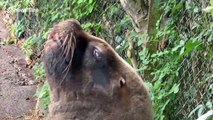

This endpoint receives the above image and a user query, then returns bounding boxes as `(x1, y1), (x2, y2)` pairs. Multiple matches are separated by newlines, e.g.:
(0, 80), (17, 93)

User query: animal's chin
(50, 84), (114, 102)
(48, 99), (97, 117)
(49, 90), (114, 112)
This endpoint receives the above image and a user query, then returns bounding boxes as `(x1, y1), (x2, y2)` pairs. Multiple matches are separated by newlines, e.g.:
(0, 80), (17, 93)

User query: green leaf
(172, 3), (183, 14)
(206, 101), (213, 109)
(77, 0), (85, 4)
(137, 40), (144, 46)
(179, 47), (185, 56)
(115, 36), (122, 43)
(51, 13), (59, 21)
(154, 80), (161, 90)
(178, 39), (201, 59)
(203, 6), (213, 12)
(172, 84), (180, 94)
(89, 0), (93, 4)
(82, 22), (93, 29)
(193, 7), (199, 13)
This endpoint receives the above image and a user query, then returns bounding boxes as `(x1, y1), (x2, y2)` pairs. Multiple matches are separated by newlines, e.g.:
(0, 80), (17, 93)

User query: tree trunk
(120, 0), (162, 81)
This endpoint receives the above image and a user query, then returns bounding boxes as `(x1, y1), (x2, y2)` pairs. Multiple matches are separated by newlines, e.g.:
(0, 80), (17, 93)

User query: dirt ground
(0, 14), (37, 119)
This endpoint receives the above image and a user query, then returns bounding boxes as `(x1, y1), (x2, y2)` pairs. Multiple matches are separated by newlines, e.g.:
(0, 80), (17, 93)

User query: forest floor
(0, 12), (37, 119)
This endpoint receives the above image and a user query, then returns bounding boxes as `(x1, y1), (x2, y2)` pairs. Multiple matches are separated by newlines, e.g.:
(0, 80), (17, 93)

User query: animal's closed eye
(93, 48), (102, 60)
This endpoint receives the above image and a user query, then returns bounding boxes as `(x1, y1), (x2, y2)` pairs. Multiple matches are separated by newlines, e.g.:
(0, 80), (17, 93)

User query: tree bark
(120, 0), (162, 81)
(120, 0), (149, 33)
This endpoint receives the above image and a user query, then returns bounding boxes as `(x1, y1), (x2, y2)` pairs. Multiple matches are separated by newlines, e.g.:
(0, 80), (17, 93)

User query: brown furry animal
(43, 19), (153, 120)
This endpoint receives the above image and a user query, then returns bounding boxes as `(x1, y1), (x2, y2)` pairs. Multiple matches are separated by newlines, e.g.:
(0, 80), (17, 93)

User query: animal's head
(43, 19), (153, 120)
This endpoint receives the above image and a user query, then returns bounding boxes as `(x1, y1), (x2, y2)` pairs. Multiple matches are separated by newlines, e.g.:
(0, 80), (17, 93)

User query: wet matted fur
(43, 19), (153, 120)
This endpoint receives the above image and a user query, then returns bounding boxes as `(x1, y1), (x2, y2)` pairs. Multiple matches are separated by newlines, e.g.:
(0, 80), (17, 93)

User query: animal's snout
(44, 40), (58, 52)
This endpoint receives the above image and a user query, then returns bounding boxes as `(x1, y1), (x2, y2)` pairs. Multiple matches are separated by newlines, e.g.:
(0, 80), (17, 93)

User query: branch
(120, 0), (149, 33)
(127, 40), (138, 69)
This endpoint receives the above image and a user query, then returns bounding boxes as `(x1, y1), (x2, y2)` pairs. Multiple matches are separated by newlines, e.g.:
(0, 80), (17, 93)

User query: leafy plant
(22, 33), (44, 58)
(149, 48), (181, 120)
(203, 0), (213, 15)
(35, 81), (50, 109)
(33, 62), (49, 109)
(33, 63), (46, 81)
(11, 20), (25, 39)
(72, 0), (97, 19)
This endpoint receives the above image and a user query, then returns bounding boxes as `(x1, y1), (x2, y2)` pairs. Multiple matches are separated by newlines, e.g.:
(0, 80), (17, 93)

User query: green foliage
(32, 63), (46, 81)
(149, 48), (181, 120)
(2, 0), (31, 9)
(203, 0), (213, 15)
(135, 0), (213, 119)
(35, 81), (50, 109)
(33, 62), (50, 108)
(22, 33), (45, 58)
(150, 0), (213, 120)
(6, 38), (14, 44)
(178, 39), (202, 60)
(11, 20), (25, 39)
(0, 1), (4, 9)
(72, 0), (97, 19)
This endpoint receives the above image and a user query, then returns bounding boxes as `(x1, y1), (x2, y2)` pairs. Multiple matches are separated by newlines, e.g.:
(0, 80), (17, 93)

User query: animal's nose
(44, 40), (58, 52)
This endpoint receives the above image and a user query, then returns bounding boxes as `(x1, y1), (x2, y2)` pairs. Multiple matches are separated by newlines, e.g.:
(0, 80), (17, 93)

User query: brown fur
(43, 19), (153, 120)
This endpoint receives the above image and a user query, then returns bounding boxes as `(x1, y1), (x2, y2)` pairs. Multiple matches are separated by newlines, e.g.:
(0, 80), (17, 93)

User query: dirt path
(0, 16), (37, 119)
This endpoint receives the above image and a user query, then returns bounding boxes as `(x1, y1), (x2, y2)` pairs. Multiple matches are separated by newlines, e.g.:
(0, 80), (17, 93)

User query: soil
(0, 13), (37, 119)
